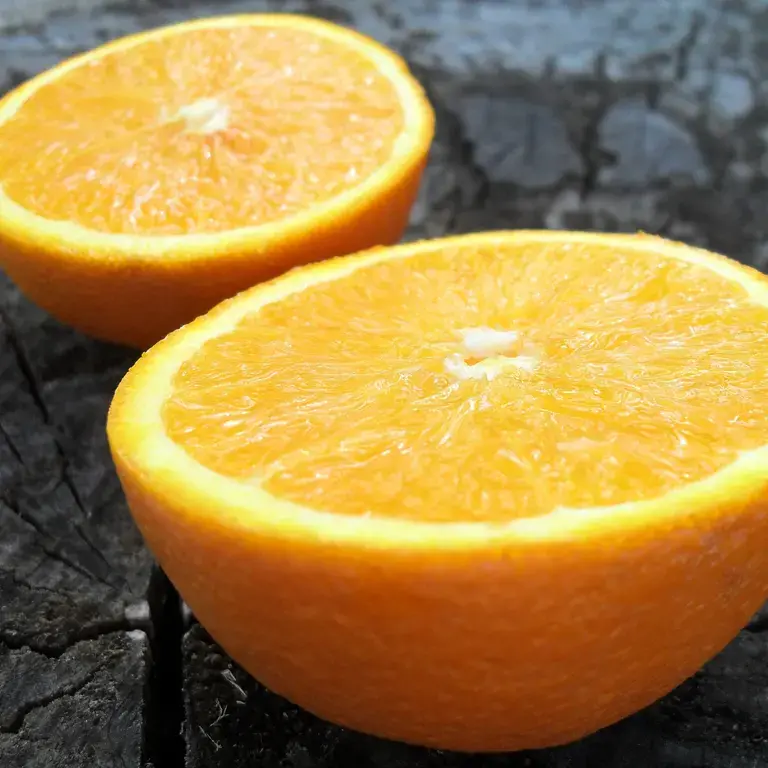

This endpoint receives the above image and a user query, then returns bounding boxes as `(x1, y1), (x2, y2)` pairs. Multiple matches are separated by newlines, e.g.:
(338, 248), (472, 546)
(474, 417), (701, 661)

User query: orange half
(0, 14), (433, 347)
(107, 231), (768, 751)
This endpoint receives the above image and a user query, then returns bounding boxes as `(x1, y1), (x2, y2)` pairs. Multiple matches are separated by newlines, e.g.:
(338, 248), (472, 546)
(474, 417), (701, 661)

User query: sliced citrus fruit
(0, 14), (433, 348)
(107, 231), (768, 752)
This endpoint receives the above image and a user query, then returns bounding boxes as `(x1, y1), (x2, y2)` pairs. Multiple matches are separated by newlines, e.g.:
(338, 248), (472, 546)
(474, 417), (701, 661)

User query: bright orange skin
(115, 459), (768, 751)
(0, 168), (423, 348)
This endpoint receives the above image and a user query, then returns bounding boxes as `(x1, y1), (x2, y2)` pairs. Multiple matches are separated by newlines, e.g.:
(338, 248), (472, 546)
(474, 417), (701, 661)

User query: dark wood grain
(2, 0), (768, 766)
(0, 277), (154, 766)
(0, 632), (148, 768)
(0, 284), (150, 648)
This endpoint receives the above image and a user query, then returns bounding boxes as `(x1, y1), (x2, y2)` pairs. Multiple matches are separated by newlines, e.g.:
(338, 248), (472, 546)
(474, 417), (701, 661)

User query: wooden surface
(2, 0), (768, 766)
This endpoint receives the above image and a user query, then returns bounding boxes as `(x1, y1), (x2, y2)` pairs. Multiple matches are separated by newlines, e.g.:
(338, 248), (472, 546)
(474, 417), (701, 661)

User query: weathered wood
(2, 0), (768, 765)
(0, 283), (151, 648)
(0, 280), (154, 764)
(0, 632), (149, 768)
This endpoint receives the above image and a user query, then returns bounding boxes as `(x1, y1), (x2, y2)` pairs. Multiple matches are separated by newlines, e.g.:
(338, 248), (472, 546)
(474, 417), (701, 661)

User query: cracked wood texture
(0, 632), (148, 767)
(0, 283), (154, 766)
(2, 0), (768, 767)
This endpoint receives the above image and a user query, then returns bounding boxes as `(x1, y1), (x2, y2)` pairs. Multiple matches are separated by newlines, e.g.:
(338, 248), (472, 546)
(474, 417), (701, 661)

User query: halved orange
(107, 231), (768, 752)
(0, 14), (433, 348)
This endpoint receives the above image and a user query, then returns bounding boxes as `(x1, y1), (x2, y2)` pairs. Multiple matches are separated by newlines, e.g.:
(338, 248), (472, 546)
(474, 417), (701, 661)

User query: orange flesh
(0, 27), (403, 235)
(164, 241), (768, 523)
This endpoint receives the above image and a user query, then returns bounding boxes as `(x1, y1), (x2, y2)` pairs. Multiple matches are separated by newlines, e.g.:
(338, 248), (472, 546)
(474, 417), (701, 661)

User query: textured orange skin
(114, 454), (768, 751)
(0, 167), (424, 349)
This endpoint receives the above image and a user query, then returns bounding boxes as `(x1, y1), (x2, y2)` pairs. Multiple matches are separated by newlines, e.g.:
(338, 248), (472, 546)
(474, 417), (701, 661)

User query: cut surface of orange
(0, 14), (433, 347)
(108, 231), (768, 752)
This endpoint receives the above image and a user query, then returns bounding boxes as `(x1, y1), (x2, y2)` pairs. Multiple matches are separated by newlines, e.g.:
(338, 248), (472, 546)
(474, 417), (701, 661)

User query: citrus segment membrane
(163, 240), (768, 523)
(0, 25), (404, 235)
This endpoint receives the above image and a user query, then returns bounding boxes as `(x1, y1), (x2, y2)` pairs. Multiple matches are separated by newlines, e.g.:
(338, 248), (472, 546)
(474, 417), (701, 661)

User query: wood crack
(415, 71), (491, 232)
(0, 498), (112, 587)
(143, 568), (185, 768)
(0, 309), (126, 590)
(1, 662), (108, 734)
(0, 625), (138, 658)
(575, 53), (615, 199)
(674, 12), (705, 83)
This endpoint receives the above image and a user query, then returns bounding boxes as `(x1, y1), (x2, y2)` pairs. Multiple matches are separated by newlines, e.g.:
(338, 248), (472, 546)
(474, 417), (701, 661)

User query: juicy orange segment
(165, 237), (768, 522)
(0, 25), (404, 235)
(107, 231), (768, 752)
(0, 15), (433, 347)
